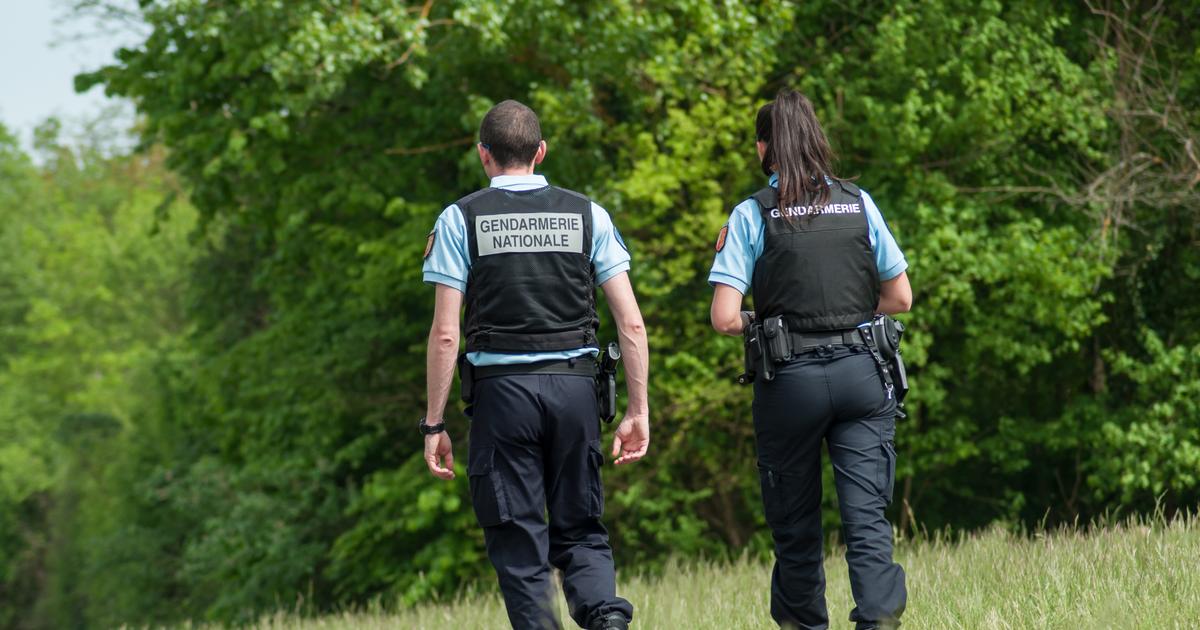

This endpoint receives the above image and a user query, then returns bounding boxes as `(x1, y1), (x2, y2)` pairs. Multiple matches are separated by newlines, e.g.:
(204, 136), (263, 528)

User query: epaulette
(454, 187), (496, 208)
(835, 180), (862, 196)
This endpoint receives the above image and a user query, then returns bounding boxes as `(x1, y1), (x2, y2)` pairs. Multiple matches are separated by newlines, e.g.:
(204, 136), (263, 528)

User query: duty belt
(739, 318), (868, 385)
(738, 315), (907, 420)
(473, 357), (596, 380)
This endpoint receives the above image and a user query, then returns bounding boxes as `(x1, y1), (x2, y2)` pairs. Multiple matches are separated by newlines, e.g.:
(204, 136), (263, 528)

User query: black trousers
(753, 345), (907, 630)
(468, 372), (633, 630)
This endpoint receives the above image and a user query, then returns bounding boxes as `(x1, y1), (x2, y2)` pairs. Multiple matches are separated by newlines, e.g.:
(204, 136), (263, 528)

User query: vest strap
(468, 329), (597, 353)
(750, 186), (778, 210)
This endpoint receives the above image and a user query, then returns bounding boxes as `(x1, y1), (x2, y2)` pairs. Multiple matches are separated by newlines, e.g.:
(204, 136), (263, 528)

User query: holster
(862, 315), (909, 417)
(597, 371), (617, 423)
(737, 324), (759, 385)
(457, 353), (475, 404)
(737, 316), (790, 385)
(597, 342), (620, 423)
(870, 314), (909, 404)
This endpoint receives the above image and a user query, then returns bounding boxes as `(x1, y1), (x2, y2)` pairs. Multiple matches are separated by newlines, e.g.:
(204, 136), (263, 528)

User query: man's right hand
(424, 429), (455, 480)
(612, 413), (650, 465)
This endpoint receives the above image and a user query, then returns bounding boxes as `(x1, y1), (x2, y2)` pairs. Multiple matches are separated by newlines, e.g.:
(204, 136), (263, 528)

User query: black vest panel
(461, 185), (599, 353)
(751, 182), (880, 332)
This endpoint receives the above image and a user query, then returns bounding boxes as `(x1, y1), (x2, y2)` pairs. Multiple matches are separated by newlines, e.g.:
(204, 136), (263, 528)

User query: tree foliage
(0, 0), (1197, 626)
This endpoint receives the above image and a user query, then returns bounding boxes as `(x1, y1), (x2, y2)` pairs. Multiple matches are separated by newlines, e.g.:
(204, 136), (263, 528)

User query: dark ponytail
(756, 89), (839, 214)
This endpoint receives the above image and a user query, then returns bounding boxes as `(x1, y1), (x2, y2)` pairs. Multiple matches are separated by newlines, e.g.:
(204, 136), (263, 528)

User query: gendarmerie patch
(423, 230), (436, 259)
(715, 225), (729, 252)
(475, 212), (584, 256)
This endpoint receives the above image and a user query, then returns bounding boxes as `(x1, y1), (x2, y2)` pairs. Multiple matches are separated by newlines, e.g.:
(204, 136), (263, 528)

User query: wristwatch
(418, 416), (446, 436)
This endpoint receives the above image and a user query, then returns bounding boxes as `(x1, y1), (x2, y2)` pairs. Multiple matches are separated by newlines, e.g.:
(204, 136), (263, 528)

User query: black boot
(590, 612), (630, 630)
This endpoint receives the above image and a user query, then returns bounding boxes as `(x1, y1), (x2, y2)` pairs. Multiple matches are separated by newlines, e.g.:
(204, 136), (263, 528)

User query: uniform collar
(490, 174), (549, 190)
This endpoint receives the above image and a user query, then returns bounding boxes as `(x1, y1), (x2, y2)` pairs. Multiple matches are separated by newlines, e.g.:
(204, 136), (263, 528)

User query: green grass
(186, 515), (1199, 629)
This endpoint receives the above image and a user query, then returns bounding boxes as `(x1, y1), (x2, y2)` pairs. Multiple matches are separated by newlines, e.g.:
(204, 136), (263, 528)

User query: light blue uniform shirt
(423, 174), (631, 367)
(709, 173), (908, 295)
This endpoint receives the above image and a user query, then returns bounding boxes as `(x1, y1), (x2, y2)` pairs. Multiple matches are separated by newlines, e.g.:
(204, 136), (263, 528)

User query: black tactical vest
(750, 181), (880, 332)
(460, 185), (599, 353)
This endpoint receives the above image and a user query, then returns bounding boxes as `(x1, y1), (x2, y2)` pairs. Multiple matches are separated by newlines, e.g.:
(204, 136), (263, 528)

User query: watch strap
(419, 417), (447, 435)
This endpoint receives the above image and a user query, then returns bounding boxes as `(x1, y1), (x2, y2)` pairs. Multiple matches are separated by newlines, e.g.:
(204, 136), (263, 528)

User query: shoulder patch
(423, 230), (436, 259)
(715, 225), (729, 253)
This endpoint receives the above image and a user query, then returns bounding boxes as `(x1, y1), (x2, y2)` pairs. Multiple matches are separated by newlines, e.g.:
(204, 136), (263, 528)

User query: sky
(0, 0), (138, 150)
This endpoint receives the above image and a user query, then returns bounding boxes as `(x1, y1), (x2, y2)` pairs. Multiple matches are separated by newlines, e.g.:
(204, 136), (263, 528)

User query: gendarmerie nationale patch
(715, 225), (729, 252)
(423, 230), (436, 259)
(474, 212), (584, 257)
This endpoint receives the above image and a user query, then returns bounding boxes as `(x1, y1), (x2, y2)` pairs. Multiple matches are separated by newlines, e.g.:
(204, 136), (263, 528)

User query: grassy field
(192, 515), (1198, 630)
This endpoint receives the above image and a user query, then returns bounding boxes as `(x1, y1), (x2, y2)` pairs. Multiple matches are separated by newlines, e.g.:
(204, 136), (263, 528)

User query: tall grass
(174, 513), (1199, 629)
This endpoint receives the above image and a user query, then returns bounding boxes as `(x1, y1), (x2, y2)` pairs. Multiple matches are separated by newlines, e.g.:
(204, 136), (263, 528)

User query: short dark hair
(479, 100), (542, 169)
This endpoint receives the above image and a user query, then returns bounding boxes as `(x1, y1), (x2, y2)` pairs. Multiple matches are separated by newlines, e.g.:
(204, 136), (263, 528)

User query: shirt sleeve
(862, 191), (908, 281)
(421, 204), (470, 293)
(707, 199), (763, 294)
(591, 202), (632, 285)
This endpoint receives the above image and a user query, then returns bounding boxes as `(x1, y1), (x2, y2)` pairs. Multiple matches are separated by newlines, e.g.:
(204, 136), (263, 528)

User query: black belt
(789, 329), (865, 353)
(473, 357), (596, 380)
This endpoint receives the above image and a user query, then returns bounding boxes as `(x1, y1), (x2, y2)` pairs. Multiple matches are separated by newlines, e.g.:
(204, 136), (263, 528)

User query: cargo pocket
(468, 446), (512, 528)
(876, 422), (897, 504)
(758, 465), (788, 527)
(586, 440), (604, 517)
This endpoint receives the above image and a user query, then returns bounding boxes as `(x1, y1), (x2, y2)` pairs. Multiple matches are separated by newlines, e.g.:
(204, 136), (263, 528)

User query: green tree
(0, 120), (196, 628)
(0, 121), (54, 630)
